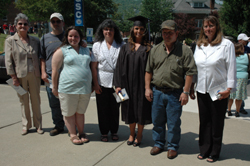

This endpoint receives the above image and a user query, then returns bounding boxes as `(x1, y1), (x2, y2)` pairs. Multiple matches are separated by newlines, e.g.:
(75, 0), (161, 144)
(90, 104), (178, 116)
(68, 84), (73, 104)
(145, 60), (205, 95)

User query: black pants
(197, 92), (227, 158)
(96, 86), (120, 135)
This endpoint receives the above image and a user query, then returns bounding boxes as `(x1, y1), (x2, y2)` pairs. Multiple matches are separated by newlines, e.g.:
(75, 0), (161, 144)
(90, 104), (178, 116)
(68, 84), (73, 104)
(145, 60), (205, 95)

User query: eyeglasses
(51, 20), (61, 24)
(18, 23), (28, 26)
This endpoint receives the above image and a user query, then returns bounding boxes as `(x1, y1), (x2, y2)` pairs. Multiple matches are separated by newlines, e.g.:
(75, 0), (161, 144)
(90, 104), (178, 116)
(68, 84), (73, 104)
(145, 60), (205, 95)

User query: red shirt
(9, 25), (15, 32)
(3, 24), (8, 30)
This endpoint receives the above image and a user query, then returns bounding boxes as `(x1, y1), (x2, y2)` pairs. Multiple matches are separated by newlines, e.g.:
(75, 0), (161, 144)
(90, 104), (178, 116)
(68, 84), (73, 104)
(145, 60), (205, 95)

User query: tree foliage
(141, 0), (173, 33)
(219, 0), (250, 38)
(114, 0), (141, 15)
(0, 0), (11, 19)
(15, 0), (118, 32)
(174, 13), (198, 40)
(112, 6), (138, 33)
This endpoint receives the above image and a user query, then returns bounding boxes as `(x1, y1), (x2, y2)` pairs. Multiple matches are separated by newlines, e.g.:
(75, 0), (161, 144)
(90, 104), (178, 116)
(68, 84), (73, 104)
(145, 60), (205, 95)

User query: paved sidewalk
(0, 84), (249, 166)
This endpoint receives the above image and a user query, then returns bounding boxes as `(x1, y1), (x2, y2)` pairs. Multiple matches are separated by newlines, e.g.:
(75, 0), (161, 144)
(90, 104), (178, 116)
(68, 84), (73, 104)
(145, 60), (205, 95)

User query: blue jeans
(46, 76), (64, 129)
(151, 87), (182, 151)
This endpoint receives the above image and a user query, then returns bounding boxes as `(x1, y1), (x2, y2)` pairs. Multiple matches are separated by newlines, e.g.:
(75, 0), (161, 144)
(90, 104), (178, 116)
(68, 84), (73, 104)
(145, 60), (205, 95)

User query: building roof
(172, 0), (222, 14)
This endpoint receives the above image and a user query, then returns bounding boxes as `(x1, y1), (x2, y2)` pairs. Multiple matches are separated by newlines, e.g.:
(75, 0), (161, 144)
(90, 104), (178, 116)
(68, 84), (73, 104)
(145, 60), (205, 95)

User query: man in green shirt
(145, 20), (197, 159)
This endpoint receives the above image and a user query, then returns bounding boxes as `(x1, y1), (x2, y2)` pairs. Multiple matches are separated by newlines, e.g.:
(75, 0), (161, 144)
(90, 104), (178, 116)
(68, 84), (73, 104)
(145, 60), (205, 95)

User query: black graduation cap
(128, 15), (149, 27)
(128, 15), (151, 40)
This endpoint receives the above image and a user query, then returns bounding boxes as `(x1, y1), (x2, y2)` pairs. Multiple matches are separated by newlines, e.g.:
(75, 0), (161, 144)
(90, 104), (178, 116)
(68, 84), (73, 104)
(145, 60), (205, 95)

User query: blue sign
(86, 28), (93, 37)
(74, 0), (84, 26)
(87, 37), (92, 43)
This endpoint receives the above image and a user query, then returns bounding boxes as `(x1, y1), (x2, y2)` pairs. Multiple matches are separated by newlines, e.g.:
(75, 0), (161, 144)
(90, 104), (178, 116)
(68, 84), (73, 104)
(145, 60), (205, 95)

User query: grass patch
(0, 33), (39, 53)
(0, 34), (7, 53)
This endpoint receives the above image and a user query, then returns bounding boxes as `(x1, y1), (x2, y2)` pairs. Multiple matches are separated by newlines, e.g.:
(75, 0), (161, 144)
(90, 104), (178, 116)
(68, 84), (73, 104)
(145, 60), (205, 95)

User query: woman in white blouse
(91, 19), (123, 142)
(190, 16), (236, 163)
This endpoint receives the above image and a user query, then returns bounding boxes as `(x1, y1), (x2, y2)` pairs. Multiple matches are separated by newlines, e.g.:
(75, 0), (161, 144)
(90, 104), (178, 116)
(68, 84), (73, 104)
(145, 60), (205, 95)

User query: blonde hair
(197, 16), (223, 47)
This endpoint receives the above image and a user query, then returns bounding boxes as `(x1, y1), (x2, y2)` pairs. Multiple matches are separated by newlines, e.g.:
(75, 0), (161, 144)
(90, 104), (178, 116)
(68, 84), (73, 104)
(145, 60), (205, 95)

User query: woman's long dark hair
(94, 19), (123, 44)
(128, 26), (151, 52)
(59, 26), (84, 48)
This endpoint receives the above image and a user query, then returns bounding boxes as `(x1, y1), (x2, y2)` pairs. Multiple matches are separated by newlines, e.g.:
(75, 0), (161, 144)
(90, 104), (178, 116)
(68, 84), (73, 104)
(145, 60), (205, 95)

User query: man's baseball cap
(161, 20), (177, 31)
(237, 33), (249, 41)
(50, 13), (64, 21)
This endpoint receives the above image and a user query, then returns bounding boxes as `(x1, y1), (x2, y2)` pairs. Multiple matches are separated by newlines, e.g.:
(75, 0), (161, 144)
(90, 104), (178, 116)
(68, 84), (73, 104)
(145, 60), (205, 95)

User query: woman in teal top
(52, 26), (92, 145)
(228, 43), (249, 117)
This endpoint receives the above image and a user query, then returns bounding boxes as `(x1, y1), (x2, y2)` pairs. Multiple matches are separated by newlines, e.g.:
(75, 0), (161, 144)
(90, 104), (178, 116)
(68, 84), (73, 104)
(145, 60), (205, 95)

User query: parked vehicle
(0, 52), (10, 81)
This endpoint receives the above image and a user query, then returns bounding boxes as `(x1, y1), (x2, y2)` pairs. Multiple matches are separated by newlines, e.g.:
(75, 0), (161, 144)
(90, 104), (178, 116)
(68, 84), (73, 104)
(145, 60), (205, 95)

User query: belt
(155, 86), (180, 94)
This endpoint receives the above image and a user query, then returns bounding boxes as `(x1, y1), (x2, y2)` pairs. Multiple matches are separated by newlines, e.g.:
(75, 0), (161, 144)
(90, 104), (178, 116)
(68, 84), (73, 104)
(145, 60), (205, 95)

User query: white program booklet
(113, 88), (129, 103)
(208, 82), (227, 101)
(6, 78), (27, 96)
(45, 78), (53, 89)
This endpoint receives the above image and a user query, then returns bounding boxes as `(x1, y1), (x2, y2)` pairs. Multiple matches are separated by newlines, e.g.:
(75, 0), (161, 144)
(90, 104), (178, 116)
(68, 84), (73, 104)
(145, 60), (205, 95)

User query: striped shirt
(59, 45), (92, 94)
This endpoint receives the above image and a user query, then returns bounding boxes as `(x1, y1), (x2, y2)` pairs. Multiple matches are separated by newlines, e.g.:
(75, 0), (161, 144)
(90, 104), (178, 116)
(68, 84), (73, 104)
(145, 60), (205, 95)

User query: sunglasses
(51, 20), (61, 24)
(18, 23), (28, 26)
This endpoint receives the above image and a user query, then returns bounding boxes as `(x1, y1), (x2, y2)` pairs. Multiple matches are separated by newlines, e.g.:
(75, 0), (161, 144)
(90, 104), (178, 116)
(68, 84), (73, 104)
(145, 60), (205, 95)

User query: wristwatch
(183, 91), (189, 95)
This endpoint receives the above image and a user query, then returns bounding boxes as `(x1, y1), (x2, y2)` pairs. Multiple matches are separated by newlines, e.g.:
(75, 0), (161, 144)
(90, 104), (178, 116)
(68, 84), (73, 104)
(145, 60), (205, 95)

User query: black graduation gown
(113, 43), (152, 125)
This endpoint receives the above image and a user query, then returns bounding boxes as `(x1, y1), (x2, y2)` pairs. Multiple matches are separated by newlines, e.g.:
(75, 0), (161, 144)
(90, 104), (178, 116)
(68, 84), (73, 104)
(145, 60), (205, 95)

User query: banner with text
(74, 0), (84, 26)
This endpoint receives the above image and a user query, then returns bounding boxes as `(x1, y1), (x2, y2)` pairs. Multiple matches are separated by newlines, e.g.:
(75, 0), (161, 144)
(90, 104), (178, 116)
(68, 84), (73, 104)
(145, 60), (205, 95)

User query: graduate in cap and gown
(113, 16), (152, 147)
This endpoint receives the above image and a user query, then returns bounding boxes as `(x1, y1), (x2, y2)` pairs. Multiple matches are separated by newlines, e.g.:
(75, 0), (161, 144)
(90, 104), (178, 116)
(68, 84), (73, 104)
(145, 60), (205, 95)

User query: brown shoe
(167, 149), (178, 159)
(150, 146), (163, 155)
(50, 127), (64, 136)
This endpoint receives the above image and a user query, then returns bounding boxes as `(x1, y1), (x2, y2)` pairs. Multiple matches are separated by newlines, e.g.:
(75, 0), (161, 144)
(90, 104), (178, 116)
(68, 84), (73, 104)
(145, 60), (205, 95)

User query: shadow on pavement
(220, 143), (250, 162)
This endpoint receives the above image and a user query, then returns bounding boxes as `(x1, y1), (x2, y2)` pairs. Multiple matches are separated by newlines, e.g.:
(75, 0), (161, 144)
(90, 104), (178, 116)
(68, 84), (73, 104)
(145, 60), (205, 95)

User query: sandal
(111, 133), (119, 141)
(127, 133), (136, 145)
(79, 133), (90, 143)
(197, 154), (207, 160)
(21, 129), (28, 135)
(207, 156), (219, 163)
(36, 128), (44, 134)
(133, 135), (142, 147)
(101, 135), (108, 142)
(70, 136), (83, 145)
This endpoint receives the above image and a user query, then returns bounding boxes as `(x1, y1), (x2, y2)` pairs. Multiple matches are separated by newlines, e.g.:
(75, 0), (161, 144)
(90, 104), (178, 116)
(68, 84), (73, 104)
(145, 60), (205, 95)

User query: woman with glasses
(91, 19), (123, 142)
(114, 16), (152, 147)
(5, 13), (43, 135)
(190, 15), (236, 162)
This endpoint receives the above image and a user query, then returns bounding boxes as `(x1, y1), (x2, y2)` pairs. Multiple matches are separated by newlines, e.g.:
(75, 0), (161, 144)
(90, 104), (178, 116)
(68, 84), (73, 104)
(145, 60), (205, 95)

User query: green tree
(220, 0), (250, 38)
(174, 13), (198, 40)
(0, 0), (11, 19)
(112, 6), (137, 33)
(141, 0), (173, 33)
(15, 0), (118, 32)
(15, 0), (55, 21)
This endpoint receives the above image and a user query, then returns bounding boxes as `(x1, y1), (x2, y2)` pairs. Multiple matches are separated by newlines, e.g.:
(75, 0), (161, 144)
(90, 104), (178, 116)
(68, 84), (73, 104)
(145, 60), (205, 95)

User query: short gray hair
(14, 13), (29, 25)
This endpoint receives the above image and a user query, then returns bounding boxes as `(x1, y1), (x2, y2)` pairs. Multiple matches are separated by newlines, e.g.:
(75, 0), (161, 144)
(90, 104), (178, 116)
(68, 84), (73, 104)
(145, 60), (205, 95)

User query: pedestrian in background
(228, 43), (249, 117)
(237, 33), (250, 115)
(191, 15), (236, 163)
(33, 22), (37, 34)
(91, 19), (123, 142)
(5, 13), (43, 135)
(9, 23), (15, 36)
(3, 22), (9, 34)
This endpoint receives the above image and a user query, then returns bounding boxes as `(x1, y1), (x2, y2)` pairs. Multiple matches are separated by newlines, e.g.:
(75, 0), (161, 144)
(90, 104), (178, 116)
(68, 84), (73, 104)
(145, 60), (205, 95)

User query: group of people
(5, 12), (248, 163)
(0, 22), (16, 36)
